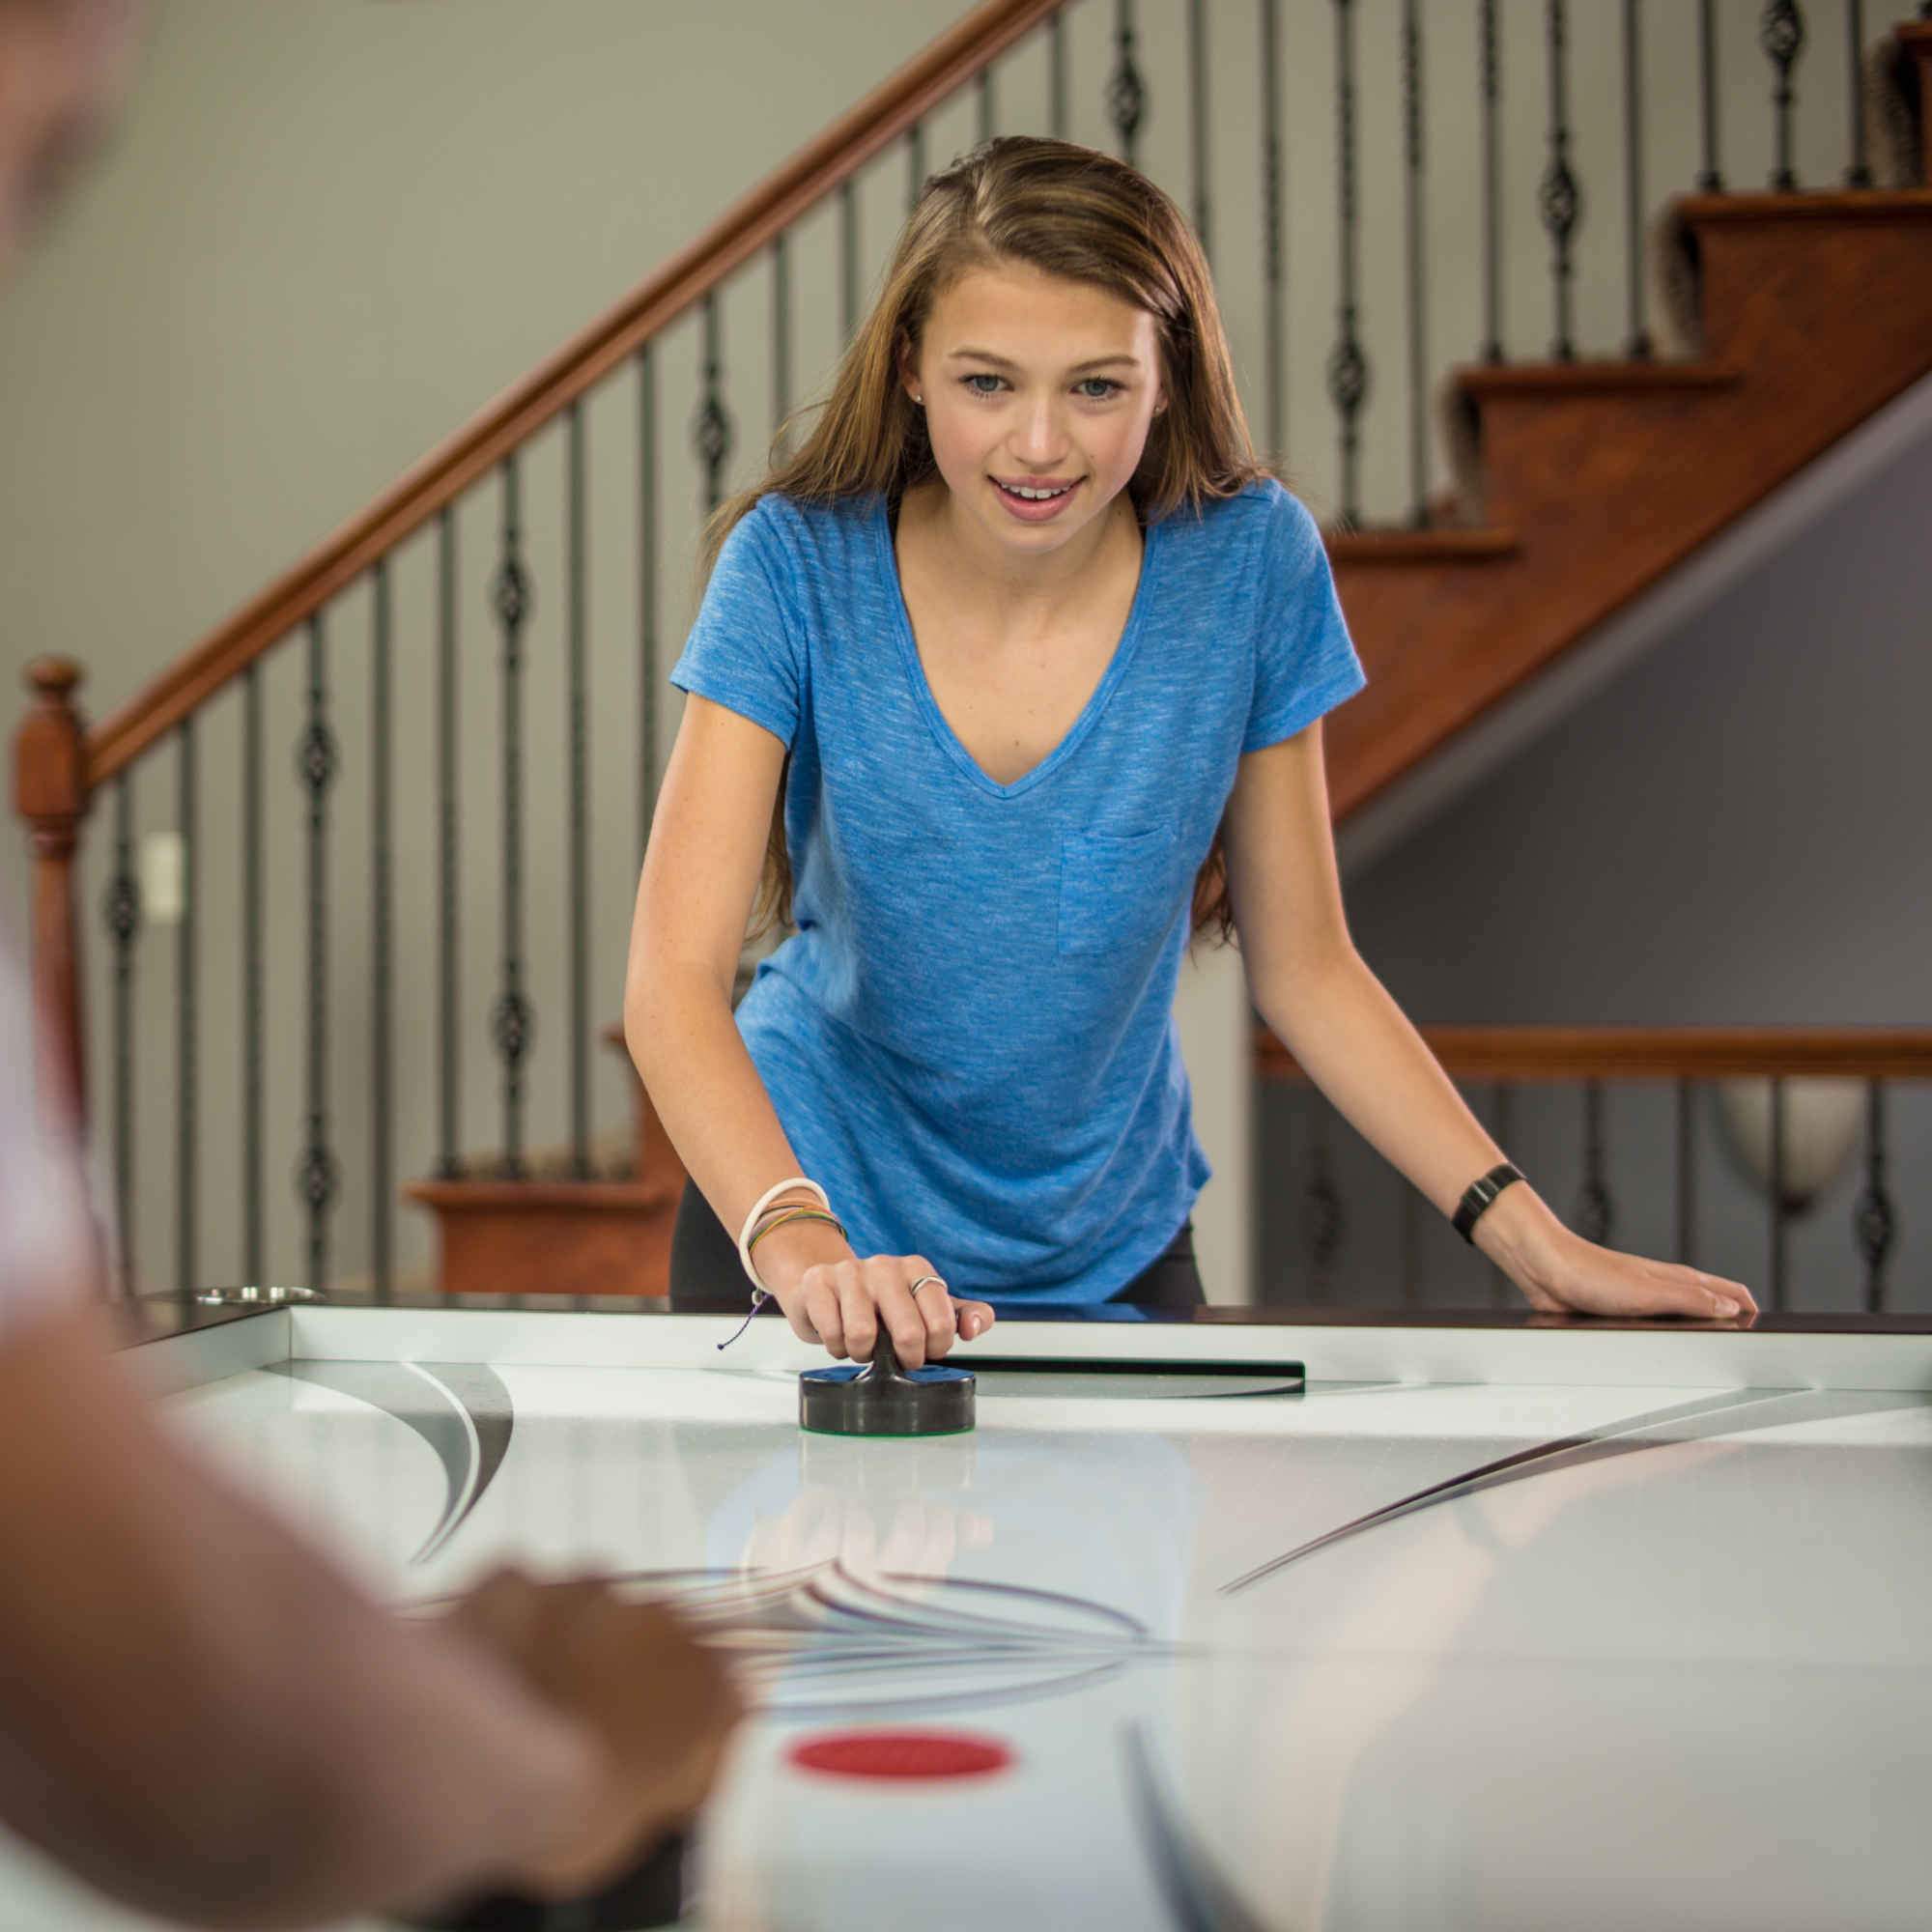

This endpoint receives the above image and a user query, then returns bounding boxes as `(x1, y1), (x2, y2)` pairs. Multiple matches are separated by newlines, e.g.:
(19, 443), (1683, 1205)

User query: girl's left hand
(1513, 1225), (1758, 1323)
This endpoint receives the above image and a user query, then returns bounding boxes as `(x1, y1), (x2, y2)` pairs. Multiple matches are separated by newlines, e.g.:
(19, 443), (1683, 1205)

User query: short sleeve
(669, 498), (807, 750)
(0, 938), (91, 1333)
(1243, 483), (1368, 753)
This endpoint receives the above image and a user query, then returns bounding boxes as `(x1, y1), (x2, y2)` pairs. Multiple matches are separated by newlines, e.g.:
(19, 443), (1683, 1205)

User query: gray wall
(1260, 412), (1932, 1313)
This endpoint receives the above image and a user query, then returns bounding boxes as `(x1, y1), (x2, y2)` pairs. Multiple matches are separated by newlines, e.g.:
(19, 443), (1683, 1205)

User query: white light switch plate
(141, 831), (185, 926)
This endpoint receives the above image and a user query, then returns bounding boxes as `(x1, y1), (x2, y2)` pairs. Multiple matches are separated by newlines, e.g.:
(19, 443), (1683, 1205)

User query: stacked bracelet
(737, 1177), (840, 1299)
(1452, 1162), (1524, 1243)
(747, 1206), (848, 1265)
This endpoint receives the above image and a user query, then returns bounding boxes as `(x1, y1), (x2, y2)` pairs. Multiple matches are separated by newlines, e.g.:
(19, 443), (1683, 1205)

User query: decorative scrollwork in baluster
(492, 457), (534, 1179)
(1329, 0), (1370, 525)
(693, 294), (735, 517)
(102, 774), (141, 1274)
(1541, 0), (1581, 363)
(1852, 1081), (1896, 1313)
(1760, 1), (1807, 190)
(297, 613), (340, 1284)
(1573, 1079), (1614, 1248)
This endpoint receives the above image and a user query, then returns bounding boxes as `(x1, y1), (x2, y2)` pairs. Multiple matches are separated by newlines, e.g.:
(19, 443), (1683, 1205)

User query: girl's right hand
(755, 1223), (995, 1368)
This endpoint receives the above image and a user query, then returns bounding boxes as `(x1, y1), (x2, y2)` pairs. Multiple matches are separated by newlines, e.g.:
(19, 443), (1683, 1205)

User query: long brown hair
(700, 136), (1276, 948)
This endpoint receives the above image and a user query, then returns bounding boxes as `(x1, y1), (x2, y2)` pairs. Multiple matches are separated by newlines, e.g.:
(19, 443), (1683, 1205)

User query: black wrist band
(1452, 1163), (1523, 1244)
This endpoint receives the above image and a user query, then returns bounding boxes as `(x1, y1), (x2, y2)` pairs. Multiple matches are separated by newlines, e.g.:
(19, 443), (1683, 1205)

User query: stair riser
(415, 1196), (676, 1297)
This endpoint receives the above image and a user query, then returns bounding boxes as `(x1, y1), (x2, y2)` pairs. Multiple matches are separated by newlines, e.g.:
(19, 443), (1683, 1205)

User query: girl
(623, 136), (1755, 1367)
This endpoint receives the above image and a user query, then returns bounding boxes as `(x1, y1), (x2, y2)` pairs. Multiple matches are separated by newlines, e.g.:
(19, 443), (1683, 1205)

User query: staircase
(14, 3), (1932, 1304)
(1327, 187), (1932, 822)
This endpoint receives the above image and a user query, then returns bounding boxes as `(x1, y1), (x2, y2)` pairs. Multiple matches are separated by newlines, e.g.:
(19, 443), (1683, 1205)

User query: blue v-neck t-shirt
(668, 479), (1365, 1303)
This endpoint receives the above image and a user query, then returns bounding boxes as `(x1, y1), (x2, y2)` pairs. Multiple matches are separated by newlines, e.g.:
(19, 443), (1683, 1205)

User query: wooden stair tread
(1457, 360), (1743, 399)
(1326, 526), (1521, 565)
(1675, 187), (1932, 225)
(1258, 1025), (1932, 1083)
(406, 1177), (677, 1209)
(1326, 190), (1932, 822)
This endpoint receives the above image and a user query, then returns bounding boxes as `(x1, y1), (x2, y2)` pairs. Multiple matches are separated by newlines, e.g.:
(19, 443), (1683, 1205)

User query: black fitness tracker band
(1453, 1163), (1524, 1243)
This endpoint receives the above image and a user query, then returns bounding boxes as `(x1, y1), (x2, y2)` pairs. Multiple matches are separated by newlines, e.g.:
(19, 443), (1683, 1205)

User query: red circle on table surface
(786, 1729), (1014, 1782)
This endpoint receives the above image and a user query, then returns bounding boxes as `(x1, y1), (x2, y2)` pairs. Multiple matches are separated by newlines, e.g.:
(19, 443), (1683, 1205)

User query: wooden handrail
(79, 0), (1067, 792)
(1256, 1026), (1932, 1083)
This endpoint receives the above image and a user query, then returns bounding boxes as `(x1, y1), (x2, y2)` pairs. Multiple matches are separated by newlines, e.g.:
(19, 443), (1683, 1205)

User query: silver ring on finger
(908, 1274), (946, 1300)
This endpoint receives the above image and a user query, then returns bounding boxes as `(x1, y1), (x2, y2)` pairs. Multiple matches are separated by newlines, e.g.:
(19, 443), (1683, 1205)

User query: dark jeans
(667, 1181), (1206, 1314)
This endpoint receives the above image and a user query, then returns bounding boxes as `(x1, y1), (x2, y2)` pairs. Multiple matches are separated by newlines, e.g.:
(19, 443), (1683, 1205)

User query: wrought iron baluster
(1402, 0), (1430, 526)
(1400, 1173), (1421, 1305)
(1762, 2), (1808, 190)
(771, 236), (790, 455)
(103, 773), (139, 1284)
(566, 401), (591, 1180)
(1768, 1075), (1789, 1308)
(1853, 1079), (1896, 1312)
(1675, 1076), (1696, 1266)
(492, 457), (533, 1179)
(978, 67), (995, 147)
(1188, 0), (1209, 259)
(176, 718), (195, 1294)
(1049, 11), (1068, 140)
(694, 295), (734, 517)
(1697, 1), (1725, 189)
(1479, 0), (1504, 361)
(839, 180), (859, 342)
(298, 613), (340, 1286)
(1622, 1), (1654, 359)
(1844, 0), (1873, 186)
(638, 344), (660, 862)
(1109, 0), (1147, 169)
(1541, 0), (1581, 363)
(1490, 1083), (1515, 1304)
(906, 120), (926, 214)
(437, 506), (461, 1179)
(1328, 0), (1370, 526)
(371, 560), (393, 1299)
(1262, 0), (1284, 459)
(1302, 1101), (1344, 1301)
(1573, 1078), (1612, 1246)
(242, 665), (263, 1283)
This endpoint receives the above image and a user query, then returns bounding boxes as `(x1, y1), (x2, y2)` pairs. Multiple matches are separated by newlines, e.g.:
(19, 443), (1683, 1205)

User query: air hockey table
(11, 1296), (1931, 1931)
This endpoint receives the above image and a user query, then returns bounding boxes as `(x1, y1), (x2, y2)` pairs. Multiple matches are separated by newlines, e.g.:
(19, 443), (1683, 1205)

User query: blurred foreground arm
(0, 1294), (610, 1929)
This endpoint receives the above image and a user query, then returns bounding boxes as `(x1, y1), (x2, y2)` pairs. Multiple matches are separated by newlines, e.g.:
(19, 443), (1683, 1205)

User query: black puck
(800, 1332), (975, 1437)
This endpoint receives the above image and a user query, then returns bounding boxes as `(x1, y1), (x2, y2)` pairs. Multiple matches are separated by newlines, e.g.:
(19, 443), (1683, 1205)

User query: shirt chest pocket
(1057, 824), (1188, 957)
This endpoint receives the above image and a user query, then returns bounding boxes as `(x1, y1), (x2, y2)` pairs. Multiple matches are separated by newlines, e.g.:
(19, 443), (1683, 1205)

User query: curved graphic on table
(589, 1559), (1164, 1719)
(268, 1359), (513, 1566)
(1122, 1721), (1269, 1932)
(1220, 1384), (1931, 1597)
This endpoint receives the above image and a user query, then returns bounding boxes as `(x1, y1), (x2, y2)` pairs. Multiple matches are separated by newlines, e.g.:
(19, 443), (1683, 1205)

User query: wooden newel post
(13, 658), (91, 1139)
